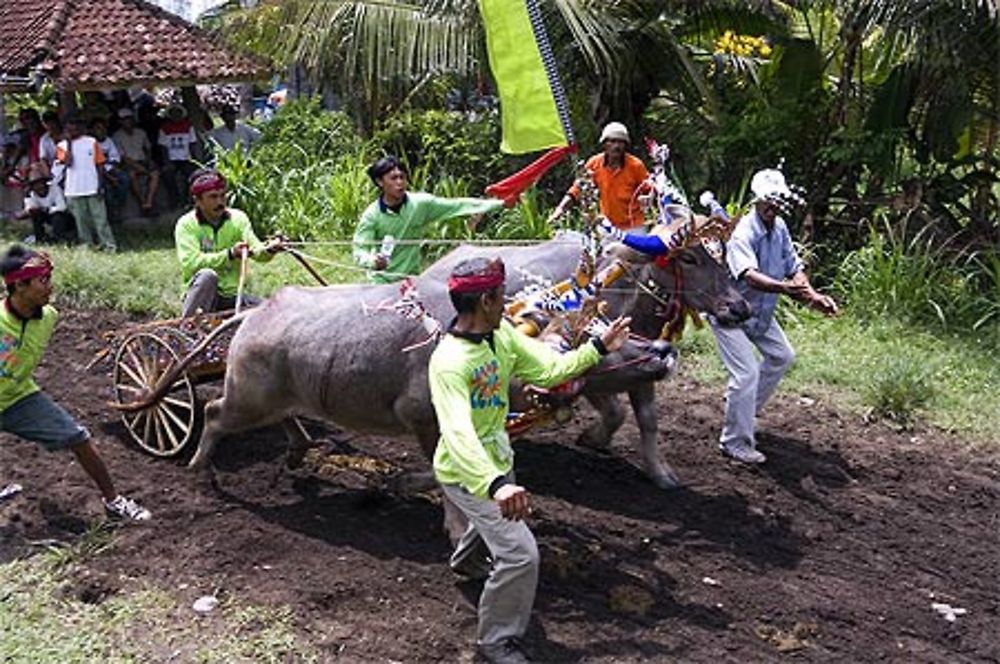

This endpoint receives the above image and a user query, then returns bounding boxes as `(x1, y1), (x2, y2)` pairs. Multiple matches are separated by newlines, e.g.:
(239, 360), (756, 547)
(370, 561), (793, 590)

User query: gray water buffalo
(423, 231), (749, 487)
(131, 233), (746, 542)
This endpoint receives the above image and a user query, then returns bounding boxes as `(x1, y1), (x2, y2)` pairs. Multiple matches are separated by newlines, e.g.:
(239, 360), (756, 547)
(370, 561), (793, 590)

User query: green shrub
(834, 217), (979, 331)
(861, 344), (937, 428)
(371, 109), (506, 192)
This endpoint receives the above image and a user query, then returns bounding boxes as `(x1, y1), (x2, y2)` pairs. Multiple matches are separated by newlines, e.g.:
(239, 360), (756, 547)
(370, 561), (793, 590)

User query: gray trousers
(181, 268), (260, 317)
(711, 317), (796, 448)
(67, 194), (116, 251)
(441, 474), (539, 648)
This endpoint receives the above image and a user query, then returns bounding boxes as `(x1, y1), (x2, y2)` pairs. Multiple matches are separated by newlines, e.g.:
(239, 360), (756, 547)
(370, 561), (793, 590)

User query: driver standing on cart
(175, 168), (286, 317)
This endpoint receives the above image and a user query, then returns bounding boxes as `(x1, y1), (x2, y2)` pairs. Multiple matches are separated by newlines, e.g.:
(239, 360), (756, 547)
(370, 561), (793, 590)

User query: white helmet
(750, 168), (804, 207)
(600, 121), (630, 144)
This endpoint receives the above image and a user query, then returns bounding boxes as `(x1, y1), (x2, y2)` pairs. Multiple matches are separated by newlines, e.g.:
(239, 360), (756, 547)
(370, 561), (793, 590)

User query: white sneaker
(720, 440), (766, 464)
(22, 234), (36, 245)
(104, 495), (152, 521)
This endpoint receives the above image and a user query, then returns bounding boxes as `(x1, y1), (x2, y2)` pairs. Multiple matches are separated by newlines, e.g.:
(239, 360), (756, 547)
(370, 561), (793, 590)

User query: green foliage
(861, 344), (937, 428)
(371, 109), (506, 192)
(833, 217), (996, 334)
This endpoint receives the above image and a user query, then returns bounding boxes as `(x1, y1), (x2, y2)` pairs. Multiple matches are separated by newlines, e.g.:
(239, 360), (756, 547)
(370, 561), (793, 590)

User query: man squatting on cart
(428, 257), (631, 664)
(0, 246), (150, 521)
(175, 168), (286, 317)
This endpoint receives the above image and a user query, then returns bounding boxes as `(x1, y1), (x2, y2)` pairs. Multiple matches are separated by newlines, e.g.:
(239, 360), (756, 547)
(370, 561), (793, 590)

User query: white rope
(286, 237), (585, 248)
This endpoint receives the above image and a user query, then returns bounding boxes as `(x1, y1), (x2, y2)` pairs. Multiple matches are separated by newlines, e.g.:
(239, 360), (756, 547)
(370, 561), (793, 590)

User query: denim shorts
(1, 391), (89, 452)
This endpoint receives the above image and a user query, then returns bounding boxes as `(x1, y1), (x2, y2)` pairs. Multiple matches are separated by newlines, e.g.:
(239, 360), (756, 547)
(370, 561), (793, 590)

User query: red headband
(3, 253), (53, 285)
(447, 260), (505, 294)
(190, 172), (226, 196)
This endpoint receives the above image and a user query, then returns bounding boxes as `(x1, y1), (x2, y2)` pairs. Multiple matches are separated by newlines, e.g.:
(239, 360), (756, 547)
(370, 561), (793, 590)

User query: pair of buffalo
(141, 231), (749, 542)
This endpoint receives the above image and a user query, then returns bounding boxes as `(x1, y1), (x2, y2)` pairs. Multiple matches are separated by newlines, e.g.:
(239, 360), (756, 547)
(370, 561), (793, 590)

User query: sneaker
(720, 440), (767, 464)
(478, 639), (529, 664)
(104, 495), (152, 521)
(22, 234), (36, 245)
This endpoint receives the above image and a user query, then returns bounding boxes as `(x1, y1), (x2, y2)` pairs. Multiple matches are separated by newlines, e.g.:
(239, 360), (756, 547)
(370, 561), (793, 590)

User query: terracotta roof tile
(0, 0), (269, 90)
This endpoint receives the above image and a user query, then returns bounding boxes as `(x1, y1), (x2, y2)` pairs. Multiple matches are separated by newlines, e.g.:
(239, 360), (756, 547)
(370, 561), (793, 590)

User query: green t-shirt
(429, 320), (601, 498)
(174, 208), (273, 297)
(352, 192), (504, 284)
(0, 302), (57, 411)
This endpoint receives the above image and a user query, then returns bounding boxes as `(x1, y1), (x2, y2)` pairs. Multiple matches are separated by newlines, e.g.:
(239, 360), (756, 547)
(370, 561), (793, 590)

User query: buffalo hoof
(649, 468), (682, 490)
(577, 430), (612, 452)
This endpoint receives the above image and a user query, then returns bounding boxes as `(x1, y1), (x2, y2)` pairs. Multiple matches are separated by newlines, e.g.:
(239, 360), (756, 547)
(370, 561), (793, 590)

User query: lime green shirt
(352, 192), (504, 284)
(174, 208), (272, 297)
(0, 302), (57, 411)
(429, 320), (601, 498)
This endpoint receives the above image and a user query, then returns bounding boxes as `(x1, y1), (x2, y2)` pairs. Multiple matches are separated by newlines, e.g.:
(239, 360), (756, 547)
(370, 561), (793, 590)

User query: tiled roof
(0, 0), (270, 91)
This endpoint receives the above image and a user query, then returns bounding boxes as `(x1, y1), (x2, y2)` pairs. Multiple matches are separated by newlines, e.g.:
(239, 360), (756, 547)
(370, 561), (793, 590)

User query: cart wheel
(113, 332), (197, 457)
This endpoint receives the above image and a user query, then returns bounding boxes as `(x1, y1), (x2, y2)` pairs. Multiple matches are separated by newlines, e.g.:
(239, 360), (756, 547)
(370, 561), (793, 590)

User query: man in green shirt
(0, 246), (150, 521)
(428, 257), (630, 664)
(175, 168), (285, 317)
(352, 156), (504, 283)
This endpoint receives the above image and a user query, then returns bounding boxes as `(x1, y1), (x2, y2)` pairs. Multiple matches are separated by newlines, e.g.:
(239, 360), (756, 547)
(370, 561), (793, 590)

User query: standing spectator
(711, 169), (838, 464)
(157, 104), (199, 209)
(428, 257), (631, 664)
(113, 108), (159, 216)
(15, 166), (74, 244)
(548, 122), (651, 230)
(1, 133), (29, 219)
(91, 118), (128, 223)
(15, 109), (45, 168)
(207, 106), (261, 156)
(0, 246), (150, 521)
(2, 133), (29, 188)
(55, 116), (116, 252)
(38, 111), (63, 181)
(352, 156), (503, 283)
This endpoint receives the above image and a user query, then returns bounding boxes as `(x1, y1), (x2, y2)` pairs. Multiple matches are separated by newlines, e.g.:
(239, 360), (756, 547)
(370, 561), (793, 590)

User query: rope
(285, 237), (583, 247)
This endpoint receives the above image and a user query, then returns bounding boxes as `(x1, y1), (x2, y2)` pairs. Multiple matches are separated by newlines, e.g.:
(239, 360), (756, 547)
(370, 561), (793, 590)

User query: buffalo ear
(604, 243), (653, 265)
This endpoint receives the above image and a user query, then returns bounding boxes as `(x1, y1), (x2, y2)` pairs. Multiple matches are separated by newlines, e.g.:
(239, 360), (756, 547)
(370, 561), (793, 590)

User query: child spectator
(91, 118), (128, 223)
(55, 116), (116, 252)
(157, 104), (199, 209)
(15, 166), (74, 244)
(112, 108), (159, 216)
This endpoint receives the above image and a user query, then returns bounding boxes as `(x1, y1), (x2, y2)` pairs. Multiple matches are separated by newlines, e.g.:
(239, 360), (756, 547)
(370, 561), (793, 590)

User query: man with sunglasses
(711, 169), (838, 464)
(0, 246), (150, 520)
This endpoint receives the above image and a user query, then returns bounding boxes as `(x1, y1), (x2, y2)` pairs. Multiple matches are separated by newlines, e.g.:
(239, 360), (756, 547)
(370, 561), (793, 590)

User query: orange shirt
(568, 153), (650, 229)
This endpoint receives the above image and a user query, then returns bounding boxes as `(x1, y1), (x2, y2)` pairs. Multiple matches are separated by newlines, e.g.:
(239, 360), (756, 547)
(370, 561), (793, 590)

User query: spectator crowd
(1, 93), (260, 251)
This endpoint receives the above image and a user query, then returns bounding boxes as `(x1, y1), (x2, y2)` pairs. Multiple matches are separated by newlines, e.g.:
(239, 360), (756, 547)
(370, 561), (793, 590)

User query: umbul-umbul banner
(478, 0), (573, 154)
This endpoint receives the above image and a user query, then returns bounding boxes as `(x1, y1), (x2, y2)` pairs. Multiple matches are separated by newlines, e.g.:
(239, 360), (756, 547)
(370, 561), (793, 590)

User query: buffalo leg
(627, 383), (680, 489)
(283, 417), (316, 469)
(189, 395), (286, 469)
(578, 393), (625, 450)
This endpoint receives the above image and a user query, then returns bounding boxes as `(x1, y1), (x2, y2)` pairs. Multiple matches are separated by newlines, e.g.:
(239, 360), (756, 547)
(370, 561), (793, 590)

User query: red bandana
(190, 171), (226, 196)
(447, 259), (506, 294)
(3, 252), (53, 285)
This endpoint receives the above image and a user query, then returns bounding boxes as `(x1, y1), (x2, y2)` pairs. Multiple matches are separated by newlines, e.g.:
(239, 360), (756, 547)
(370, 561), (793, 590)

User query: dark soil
(1, 307), (998, 662)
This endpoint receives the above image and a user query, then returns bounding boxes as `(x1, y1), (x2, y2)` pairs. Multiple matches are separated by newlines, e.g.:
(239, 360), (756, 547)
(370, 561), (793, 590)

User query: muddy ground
(1, 307), (998, 662)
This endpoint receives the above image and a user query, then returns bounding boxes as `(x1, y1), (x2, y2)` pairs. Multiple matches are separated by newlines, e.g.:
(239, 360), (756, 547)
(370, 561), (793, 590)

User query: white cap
(117, 107), (134, 118)
(599, 122), (630, 144)
(750, 168), (804, 206)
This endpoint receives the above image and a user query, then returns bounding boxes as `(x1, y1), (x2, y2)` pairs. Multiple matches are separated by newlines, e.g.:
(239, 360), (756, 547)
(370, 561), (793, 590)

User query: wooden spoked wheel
(113, 332), (197, 457)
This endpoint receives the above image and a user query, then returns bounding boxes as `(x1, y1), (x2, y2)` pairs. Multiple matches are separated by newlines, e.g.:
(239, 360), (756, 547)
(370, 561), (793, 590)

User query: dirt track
(1, 307), (998, 662)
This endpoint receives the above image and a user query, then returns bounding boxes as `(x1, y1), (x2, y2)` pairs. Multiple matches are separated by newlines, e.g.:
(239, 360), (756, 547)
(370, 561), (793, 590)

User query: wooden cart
(96, 311), (239, 458)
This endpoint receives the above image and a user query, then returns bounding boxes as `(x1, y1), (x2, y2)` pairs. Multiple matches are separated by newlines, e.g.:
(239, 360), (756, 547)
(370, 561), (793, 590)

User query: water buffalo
(423, 230), (749, 488)
(130, 233), (746, 543)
